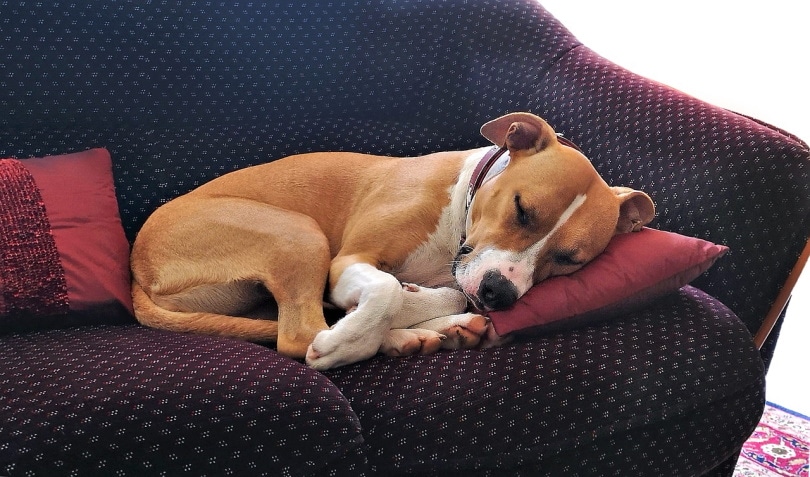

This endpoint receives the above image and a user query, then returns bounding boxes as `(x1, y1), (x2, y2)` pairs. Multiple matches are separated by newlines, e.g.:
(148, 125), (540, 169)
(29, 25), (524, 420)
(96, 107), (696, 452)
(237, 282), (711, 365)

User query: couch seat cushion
(324, 286), (765, 476)
(0, 325), (366, 477)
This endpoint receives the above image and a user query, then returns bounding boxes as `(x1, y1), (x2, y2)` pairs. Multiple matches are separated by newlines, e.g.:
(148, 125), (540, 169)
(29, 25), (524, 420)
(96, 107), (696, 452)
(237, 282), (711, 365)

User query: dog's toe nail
(402, 283), (420, 292)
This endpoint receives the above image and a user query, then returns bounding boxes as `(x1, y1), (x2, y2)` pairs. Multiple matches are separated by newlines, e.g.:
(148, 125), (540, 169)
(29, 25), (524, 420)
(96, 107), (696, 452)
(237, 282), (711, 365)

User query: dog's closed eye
(514, 194), (533, 227)
(552, 251), (583, 266)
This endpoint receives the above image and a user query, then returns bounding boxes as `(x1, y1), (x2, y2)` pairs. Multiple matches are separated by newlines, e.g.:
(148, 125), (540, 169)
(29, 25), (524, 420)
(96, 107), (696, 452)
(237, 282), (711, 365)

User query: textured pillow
(0, 148), (134, 331)
(488, 228), (728, 336)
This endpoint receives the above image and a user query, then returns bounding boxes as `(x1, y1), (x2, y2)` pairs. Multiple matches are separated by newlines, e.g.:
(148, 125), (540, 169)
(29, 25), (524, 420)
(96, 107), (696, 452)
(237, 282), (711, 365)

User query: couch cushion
(0, 325), (367, 476)
(324, 286), (764, 475)
(0, 149), (134, 331)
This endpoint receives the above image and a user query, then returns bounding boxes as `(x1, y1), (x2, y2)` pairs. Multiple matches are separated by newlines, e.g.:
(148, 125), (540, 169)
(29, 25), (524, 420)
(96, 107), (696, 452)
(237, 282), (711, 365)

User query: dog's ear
(611, 187), (656, 234)
(480, 112), (555, 154)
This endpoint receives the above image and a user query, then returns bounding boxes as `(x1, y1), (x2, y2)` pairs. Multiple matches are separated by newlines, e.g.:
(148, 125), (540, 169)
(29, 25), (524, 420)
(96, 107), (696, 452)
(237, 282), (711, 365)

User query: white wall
(540, 0), (809, 143)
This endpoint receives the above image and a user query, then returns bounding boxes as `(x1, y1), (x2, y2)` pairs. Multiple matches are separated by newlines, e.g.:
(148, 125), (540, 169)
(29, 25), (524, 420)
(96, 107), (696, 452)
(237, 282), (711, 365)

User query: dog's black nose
(477, 270), (518, 310)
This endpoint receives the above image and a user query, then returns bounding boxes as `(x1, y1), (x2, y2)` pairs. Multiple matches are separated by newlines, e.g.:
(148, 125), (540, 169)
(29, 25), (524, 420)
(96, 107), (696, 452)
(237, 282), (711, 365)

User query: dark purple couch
(1, 1), (808, 475)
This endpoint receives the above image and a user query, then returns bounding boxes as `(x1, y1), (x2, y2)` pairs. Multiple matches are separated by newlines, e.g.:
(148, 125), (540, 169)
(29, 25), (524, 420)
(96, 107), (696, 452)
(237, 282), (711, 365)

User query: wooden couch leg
(754, 237), (810, 348)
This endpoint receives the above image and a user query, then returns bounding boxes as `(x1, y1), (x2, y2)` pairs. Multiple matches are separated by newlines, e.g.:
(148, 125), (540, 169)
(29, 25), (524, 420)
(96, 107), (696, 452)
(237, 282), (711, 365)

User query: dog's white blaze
(460, 193), (588, 297)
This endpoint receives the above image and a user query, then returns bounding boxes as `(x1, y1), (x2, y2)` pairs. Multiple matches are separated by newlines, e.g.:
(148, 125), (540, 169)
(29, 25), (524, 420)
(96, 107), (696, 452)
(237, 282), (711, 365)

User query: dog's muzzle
(477, 270), (519, 310)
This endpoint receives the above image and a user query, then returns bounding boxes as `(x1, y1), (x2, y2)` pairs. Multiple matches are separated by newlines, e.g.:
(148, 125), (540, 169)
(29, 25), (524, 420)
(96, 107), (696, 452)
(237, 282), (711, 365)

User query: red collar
(465, 146), (508, 214)
(462, 146), (509, 244)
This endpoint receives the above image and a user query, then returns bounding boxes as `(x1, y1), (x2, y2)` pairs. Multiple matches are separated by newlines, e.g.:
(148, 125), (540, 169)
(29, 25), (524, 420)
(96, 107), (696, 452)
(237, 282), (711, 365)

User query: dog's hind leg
(132, 280), (280, 341)
(266, 228), (333, 358)
(132, 197), (331, 358)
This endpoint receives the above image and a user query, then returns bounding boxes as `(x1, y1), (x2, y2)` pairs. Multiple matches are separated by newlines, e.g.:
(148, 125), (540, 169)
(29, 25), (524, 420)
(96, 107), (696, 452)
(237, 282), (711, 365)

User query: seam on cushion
(309, 434), (367, 476)
(559, 378), (766, 476)
(534, 43), (585, 87)
(546, 374), (764, 459)
(545, 364), (764, 469)
(725, 109), (810, 151)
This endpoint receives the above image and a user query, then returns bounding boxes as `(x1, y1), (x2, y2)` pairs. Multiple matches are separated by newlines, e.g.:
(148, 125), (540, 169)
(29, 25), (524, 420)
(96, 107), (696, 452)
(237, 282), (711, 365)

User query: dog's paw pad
(305, 346), (321, 363)
(380, 328), (445, 357)
(417, 332), (446, 355)
(480, 321), (513, 349)
(441, 314), (489, 350)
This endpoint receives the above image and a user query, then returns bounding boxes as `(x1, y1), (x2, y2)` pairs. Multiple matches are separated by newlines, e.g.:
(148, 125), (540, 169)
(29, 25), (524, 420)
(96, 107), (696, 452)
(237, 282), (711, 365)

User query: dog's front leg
(305, 261), (405, 370)
(413, 313), (512, 350)
(387, 285), (511, 351)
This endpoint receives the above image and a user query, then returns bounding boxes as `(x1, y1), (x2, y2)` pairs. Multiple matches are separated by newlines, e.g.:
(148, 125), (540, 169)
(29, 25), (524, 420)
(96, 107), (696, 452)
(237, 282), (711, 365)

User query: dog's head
(454, 112), (655, 311)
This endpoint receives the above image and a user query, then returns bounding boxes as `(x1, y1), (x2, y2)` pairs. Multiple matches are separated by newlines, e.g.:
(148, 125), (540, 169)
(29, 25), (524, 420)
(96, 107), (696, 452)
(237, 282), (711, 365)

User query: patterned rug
(734, 402), (809, 477)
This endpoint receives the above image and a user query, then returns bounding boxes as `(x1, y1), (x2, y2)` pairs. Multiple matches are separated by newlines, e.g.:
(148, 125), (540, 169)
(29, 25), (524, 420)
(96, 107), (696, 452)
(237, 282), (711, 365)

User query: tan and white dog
(131, 112), (654, 370)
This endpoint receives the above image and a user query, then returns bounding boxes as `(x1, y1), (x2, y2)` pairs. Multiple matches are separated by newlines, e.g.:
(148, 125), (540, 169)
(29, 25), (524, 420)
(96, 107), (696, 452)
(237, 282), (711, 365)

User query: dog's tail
(131, 281), (279, 342)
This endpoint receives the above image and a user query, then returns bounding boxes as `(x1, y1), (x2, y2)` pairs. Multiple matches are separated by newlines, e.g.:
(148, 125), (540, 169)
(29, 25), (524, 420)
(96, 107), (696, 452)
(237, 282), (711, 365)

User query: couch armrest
(429, 2), (808, 338)
(454, 6), (810, 333)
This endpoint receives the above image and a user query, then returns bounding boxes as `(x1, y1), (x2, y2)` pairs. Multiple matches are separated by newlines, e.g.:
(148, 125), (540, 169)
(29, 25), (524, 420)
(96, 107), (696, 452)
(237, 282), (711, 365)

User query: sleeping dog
(130, 112), (654, 369)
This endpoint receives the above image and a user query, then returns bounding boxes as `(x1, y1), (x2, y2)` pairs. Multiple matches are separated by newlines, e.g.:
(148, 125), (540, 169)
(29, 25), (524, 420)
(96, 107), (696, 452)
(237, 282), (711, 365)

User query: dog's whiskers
(448, 258), (477, 308)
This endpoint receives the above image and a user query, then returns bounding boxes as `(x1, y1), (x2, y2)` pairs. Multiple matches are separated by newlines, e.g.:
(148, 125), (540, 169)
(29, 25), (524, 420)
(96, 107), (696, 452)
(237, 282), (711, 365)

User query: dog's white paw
(379, 328), (446, 357)
(413, 312), (498, 350)
(305, 327), (380, 371)
(390, 284), (469, 329)
(440, 313), (490, 350)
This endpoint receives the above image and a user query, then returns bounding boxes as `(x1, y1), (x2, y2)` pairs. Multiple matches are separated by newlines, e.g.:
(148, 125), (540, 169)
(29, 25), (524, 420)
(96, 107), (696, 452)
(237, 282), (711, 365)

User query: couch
(1, 1), (808, 476)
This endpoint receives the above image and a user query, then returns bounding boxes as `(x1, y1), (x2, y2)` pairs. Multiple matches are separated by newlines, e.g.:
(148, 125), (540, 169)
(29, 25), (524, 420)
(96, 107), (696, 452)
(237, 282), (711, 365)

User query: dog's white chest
(393, 150), (485, 289)
(394, 204), (461, 288)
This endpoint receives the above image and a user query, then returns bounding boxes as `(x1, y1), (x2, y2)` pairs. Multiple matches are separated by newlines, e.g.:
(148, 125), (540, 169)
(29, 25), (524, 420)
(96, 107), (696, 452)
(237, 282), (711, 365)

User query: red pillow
(487, 228), (728, 335)
(0, 149), (134, 331)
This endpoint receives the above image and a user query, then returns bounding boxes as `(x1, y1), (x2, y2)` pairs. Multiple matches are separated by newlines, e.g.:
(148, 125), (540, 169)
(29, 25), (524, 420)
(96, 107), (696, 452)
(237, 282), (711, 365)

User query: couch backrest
(0, 0), (578, 233)
(2, 0), (808, 336)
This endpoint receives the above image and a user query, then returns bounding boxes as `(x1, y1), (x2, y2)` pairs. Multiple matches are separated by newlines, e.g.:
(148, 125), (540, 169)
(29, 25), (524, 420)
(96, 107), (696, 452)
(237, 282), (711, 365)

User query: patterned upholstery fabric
(0, 326), (367, 476)
(1, 0), (807, 475)
(0, 288), (765, 476)
(326, 287), (765, 475)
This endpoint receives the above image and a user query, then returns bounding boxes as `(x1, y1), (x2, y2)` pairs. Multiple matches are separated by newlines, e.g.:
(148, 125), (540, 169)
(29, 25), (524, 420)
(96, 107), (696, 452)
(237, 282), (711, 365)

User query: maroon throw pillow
(488, 228), (728, 335)
(0, 148), (134, 331)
